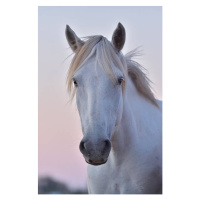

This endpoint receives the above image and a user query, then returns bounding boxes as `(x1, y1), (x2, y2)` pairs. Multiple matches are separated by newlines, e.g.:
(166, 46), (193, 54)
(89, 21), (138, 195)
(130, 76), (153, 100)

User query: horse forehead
(79, 59), (107, 82)
(79, 56), (122, 81)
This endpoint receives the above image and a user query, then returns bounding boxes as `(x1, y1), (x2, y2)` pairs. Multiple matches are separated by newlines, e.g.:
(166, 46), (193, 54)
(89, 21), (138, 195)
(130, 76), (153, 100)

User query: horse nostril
(102, 139), (111, 154)
(105, 139), (111, 148)
(79, 140), (87, 154)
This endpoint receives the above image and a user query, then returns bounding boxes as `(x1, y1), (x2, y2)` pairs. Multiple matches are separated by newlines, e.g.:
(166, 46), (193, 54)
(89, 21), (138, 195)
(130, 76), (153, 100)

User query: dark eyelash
(118, 76), (124, 85)
(72, 78), (78, 87)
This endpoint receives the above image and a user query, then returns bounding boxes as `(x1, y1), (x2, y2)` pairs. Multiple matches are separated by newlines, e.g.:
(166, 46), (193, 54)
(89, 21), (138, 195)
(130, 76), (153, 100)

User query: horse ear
(65, 25), (84, 52)
(112, 22), (126, 52)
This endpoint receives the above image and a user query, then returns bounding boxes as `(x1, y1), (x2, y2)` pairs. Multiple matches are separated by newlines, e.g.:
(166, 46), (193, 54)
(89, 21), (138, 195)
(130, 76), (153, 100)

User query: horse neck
(111, 76), (162, 157)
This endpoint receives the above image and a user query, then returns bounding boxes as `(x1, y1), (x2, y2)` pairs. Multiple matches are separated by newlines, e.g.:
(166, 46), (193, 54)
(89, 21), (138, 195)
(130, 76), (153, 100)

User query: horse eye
(73, 79), (78, 87)
(118, 77), (124, 85)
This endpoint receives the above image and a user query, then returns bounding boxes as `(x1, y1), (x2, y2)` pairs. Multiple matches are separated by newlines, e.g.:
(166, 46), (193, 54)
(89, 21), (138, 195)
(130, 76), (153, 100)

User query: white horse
(65, 23), (162, 194)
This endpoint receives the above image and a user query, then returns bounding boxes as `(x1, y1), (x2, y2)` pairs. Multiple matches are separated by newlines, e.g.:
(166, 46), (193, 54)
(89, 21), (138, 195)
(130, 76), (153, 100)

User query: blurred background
(38, 6), (162, 194)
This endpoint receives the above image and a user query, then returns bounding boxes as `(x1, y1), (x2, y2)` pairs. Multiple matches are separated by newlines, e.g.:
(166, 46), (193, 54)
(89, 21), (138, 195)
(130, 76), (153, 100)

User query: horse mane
(124, 51), (158, 107)
(67, 35), (158, 107)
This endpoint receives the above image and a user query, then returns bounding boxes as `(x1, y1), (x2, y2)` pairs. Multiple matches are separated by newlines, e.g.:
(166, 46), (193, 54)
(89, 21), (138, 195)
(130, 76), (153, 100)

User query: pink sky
(38, 96), (88, 188)
(38, 6), (162, 189)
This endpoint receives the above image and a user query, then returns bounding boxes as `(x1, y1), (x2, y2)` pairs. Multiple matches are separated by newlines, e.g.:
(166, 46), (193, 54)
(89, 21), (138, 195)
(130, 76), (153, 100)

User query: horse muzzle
(79, 138), (111, 166)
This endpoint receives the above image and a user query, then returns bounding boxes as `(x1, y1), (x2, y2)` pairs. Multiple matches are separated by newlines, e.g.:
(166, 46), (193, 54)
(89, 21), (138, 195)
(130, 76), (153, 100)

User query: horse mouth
(86, 159), (107, 166)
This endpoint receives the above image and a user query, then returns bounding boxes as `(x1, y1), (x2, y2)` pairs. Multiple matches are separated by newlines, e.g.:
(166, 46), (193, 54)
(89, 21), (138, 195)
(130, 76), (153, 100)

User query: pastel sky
(38, 6), (162, 189)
